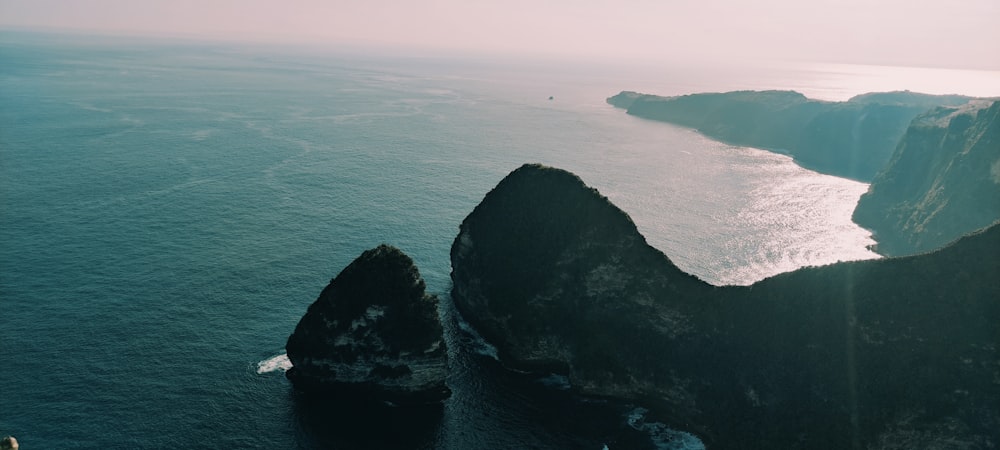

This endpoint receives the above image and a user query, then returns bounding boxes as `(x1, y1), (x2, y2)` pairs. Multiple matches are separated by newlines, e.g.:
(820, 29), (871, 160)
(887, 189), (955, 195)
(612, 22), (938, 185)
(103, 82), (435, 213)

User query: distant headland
(609, 89), (1000, 257)
(853, 100), (1000, 256)
(607, 89), (974, 182)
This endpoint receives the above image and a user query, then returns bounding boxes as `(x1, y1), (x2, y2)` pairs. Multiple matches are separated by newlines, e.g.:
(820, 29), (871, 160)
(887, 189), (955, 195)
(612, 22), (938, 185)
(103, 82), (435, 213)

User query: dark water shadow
(290, 389), (443, 449)
(454, 354), (671, 450)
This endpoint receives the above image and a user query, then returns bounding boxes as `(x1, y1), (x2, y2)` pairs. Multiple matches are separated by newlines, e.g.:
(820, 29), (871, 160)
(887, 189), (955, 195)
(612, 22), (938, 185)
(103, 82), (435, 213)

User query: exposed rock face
(451, 164), (1000, 449)
(607, 90), (973, 181)
(853, 100), (1000, 256)
(286, 245), (450, 404)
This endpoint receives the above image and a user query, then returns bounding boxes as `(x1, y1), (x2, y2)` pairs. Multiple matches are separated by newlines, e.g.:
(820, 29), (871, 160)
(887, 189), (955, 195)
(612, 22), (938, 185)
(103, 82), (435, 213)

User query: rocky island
(608, 90), (973, 181)
(451, 164), (999, 449)
(286, 245), (450, 404)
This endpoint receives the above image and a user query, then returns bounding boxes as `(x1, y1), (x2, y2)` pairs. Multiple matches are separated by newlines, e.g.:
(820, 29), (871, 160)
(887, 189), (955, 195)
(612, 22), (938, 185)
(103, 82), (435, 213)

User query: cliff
(607, 90), (973, 181)
(853, 100), (1000, 256)
(451, 164), (1000, 449)
(286, 245), (450, 404)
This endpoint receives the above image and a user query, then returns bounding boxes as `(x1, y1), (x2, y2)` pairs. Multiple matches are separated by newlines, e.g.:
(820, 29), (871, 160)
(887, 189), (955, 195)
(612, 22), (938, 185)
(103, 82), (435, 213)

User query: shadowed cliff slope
(286, 245), (450, 404)
(451, 164), (999, 449)
(608, 90), (973, 181)
(853, 100), (1000, 256)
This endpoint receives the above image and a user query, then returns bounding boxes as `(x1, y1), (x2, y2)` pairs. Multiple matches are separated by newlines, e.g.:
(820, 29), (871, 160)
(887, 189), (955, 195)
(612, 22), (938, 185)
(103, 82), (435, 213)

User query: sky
(1, 0), (998, 69)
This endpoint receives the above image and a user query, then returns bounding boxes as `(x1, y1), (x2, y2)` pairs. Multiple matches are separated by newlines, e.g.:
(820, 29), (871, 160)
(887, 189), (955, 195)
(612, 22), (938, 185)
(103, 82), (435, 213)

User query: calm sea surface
(3, 31), (997, 448)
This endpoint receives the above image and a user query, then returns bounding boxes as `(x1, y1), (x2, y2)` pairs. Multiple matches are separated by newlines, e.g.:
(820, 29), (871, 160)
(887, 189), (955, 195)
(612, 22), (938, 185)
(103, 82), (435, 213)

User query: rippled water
(0, 30), (926, 448)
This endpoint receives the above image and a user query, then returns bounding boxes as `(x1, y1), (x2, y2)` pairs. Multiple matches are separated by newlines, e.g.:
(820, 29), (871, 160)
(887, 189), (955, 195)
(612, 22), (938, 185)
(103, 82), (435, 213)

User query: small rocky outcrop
(286, 245), (450, 404)
(1, 436), (18, 450)
(853, 100), (1000, 256)
(451, 163), (1000, 449)
(607, 90), (973, 181)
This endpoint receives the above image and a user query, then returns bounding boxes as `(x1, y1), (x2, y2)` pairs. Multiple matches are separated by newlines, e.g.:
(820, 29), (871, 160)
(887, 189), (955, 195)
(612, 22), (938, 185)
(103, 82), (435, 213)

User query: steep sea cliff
(853, 100), (1000, 256)
(7, 31), (999, 448)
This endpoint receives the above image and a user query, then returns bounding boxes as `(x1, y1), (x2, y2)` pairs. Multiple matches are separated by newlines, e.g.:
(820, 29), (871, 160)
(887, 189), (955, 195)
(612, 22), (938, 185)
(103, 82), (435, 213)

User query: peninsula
(451, 164), (999, 449)
(608, 90), (972, 181)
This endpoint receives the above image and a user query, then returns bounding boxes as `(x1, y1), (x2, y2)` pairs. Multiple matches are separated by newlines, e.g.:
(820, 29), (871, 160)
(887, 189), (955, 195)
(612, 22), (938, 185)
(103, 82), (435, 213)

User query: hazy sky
(2, 0), (998, 69)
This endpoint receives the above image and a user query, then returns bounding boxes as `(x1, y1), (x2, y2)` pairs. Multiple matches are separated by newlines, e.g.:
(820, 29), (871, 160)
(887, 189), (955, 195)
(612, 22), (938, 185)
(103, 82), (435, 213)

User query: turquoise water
(0, 30), (967, 448)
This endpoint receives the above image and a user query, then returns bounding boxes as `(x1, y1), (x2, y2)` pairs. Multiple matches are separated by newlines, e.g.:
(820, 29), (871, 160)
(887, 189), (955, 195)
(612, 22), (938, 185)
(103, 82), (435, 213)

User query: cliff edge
(853, 100), (1000, 256)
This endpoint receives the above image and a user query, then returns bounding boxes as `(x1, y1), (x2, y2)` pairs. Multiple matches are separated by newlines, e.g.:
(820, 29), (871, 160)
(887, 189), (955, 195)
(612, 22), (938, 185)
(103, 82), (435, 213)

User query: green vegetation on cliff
(853, 100), (1000, 256)
(608, 90), (972, 181)
(451, 164), (999, 449)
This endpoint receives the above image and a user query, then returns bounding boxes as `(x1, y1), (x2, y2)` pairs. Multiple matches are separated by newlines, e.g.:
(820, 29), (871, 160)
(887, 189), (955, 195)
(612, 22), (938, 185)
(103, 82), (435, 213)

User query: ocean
(2, 30), (998, 448)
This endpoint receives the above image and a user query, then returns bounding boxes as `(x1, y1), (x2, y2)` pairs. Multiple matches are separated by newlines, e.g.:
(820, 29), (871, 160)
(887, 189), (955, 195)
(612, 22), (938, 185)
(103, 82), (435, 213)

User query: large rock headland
(286, 244), (450, 404)
(451, 163), (1000, 449)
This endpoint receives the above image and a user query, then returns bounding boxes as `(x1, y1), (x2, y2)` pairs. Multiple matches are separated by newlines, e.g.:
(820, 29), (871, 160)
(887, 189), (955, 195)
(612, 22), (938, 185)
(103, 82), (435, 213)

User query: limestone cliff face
(607, 90), (973, 181)
(451, 164), (1000, 449)
(286, 245), (449, 404)
(853, 100), (1000, 256)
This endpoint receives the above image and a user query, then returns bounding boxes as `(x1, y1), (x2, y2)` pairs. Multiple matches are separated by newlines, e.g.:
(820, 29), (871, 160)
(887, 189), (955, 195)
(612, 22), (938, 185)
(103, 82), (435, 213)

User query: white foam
(625, 408), (705, 450)
(456, 317), (499, 359)
(256, 353), (292, 374)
